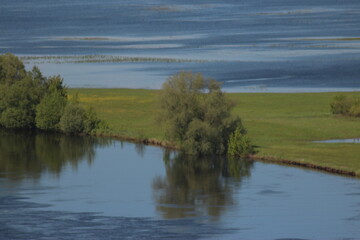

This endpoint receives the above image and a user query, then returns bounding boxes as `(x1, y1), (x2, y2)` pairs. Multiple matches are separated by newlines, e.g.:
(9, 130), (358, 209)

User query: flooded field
(1, 0), (360, 91)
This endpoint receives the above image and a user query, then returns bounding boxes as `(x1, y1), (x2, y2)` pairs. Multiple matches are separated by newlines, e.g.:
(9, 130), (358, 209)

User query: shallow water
(314, 138), (360, 143)
(1, 0), (360, 91)
(0, 131), (360, 239)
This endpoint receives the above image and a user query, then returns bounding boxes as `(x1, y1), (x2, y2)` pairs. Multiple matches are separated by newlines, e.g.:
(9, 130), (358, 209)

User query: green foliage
(0, 77), (44, 129)
(59, 102), (86, 134)
(83, 107), (109, 134)
(0, 53), (105, 134)
(330, 95), (360, 117)
(159, 71), (248, 156)
(330, 95), (354, 115)
(0, 53), (26, 85)
(227, 125), (255, 158)
(349, 103), (360, 117)
(35, 76), (68, 130)
(36, 92), (67, 130)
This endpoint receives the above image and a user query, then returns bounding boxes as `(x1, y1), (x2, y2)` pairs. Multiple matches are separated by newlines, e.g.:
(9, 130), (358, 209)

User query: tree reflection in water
(0, 130), (112, 181)
(152, 151), (253, 221)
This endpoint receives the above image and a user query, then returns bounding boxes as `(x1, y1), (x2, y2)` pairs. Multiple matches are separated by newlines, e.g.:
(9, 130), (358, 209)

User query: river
(0, 131), (359, 239)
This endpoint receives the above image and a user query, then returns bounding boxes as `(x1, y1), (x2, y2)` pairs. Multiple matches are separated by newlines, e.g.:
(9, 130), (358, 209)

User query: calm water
(0, 131), (360, 239)
(1, 0), (360, 91)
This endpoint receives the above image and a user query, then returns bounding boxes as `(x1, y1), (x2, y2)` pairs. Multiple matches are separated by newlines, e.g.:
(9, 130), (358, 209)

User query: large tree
(158, 71), (247, 156)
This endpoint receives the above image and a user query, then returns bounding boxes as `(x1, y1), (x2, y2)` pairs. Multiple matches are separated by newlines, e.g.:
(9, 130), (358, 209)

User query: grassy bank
(69, 89), (360, 176)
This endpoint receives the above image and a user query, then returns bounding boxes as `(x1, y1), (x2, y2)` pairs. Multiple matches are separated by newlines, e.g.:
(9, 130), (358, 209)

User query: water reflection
(152, 151), (253, 220)
(0, 130), (112, 180)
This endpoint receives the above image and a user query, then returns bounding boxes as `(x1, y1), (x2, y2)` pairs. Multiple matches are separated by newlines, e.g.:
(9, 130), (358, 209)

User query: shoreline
(93, 132), (358, 178)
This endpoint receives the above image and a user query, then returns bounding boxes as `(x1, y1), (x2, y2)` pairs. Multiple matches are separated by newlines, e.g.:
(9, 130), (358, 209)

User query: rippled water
(1, 0), (360, 91)
(0, 131), (360, 239)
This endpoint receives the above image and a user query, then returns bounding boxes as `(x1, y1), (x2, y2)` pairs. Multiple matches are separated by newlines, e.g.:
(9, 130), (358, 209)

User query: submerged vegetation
(0, 53), (107, 134)
(20, 55), (210, 64)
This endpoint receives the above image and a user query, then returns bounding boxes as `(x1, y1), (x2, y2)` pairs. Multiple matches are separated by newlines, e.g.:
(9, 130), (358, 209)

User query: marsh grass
(20, 55), (209, 64)
(69, 89), (360, 175)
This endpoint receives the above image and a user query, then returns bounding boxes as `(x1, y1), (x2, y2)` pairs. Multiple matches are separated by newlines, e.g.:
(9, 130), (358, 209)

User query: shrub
(330, 95), (360, 117)
(59, 103), (86, 134)
(83, 107), (108, 134)
(227, 125), (255, 158)
(349, 104), (360, 117)
(330, 95), (353, 115)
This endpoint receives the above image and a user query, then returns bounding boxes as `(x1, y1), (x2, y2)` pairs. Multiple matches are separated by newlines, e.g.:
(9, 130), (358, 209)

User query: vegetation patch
(20, 55), (210, 64)
(0, 53), (107, 134)
(330, 94), (360, 117)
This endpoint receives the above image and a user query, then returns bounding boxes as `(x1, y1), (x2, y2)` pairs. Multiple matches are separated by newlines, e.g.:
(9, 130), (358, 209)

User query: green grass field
(69, 89), (360, 176)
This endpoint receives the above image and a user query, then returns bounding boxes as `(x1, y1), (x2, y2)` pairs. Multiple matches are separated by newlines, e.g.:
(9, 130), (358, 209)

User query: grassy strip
(69, 89), (360, 176)
(20, 55), (209, 64)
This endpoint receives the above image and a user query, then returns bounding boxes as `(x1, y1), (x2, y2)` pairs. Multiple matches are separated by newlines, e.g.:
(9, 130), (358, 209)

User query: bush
(330, 95), (354, 115)
(59, 103), (86, 134)
(227, 125), (255, 158)
(330, 95), (360, 117)
(83, 107), (109, 134)
(349, 104), (360, 117)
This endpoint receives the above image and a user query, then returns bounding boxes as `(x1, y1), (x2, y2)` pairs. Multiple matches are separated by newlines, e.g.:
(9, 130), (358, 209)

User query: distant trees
(0, 53), (106, 134)
(158, 71), (254, 157)
(331, 95), (360, 117)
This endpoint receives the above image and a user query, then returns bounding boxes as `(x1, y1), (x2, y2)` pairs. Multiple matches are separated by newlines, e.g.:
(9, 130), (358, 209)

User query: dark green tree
(0, 53), (26, 85)
(35, 76), (67, 130)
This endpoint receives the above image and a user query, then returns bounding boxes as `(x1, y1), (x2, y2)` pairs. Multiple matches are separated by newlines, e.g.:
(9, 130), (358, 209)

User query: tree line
(0, 53), (106, 134)
(1, 53), (254, 158)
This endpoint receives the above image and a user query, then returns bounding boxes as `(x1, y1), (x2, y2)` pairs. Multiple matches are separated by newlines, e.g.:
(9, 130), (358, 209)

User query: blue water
(1, 0), (360, 91)
(0, 132), (360, 239)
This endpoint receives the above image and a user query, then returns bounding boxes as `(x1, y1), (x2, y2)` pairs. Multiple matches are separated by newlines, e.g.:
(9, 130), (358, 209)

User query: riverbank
(69, 88), (360, 177)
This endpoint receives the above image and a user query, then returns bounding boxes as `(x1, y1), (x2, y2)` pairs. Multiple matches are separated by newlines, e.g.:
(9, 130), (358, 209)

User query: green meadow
(69, 89), (360, 176)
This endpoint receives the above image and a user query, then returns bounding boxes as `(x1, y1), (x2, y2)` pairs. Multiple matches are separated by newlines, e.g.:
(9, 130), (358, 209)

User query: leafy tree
(0, 54), (106, 134)
(0, 53), (26, 85)
(158, 71), (248, 156)
(0, 77), (44, 128)
(35, 76), (67, 130)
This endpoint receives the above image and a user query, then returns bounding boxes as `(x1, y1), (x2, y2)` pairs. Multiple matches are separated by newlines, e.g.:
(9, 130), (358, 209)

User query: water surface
(1, 131), (360, 239)
(1, 0), (360, 91)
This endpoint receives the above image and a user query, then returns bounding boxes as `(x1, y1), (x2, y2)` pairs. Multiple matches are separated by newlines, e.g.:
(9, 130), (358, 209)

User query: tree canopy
(0, 53), (106, 134)
(158, 71), (252, 156)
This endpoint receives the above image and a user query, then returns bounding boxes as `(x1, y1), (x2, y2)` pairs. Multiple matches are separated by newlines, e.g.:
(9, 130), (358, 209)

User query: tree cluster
(158, 71), (253, 156)
(0, 53), (105, 134)
(330, 95), (360, 117)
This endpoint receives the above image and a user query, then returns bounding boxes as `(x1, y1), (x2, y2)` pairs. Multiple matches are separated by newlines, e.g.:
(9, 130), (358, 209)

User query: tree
(35, 76), (67, 130)
(0, 76), (44, 128)
(158, 71), (247, 156)
(0, 54), (106, 133)
(0, 53), (26, 85)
